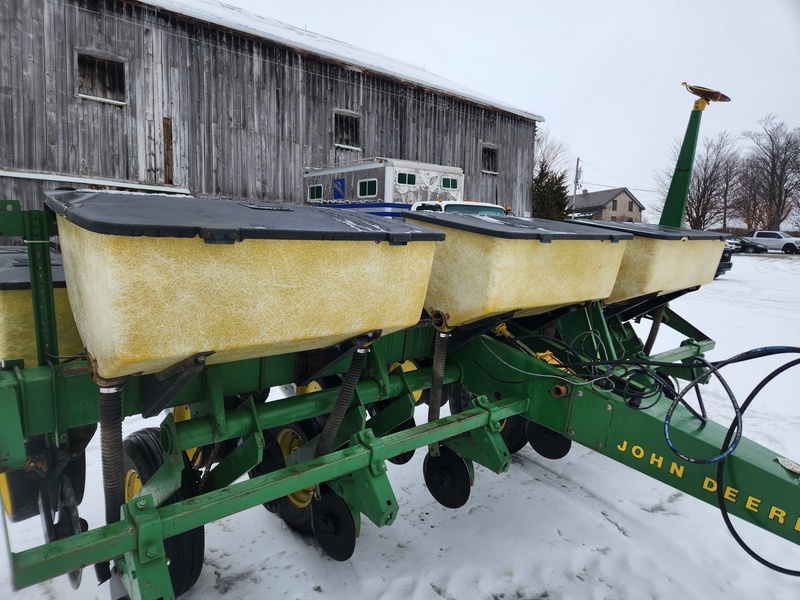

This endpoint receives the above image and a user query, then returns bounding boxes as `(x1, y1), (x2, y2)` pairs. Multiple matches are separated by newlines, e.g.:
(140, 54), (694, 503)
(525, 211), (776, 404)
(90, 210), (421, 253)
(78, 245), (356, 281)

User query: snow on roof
(137, 0), (544, 123)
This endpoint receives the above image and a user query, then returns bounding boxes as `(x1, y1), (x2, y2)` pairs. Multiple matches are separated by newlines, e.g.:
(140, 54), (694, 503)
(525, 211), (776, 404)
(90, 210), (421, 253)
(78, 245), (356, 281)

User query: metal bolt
(577, 390), (584, 397)
(136, 499), (147, 509)
(146, 546), (158, 558)
(605, 403), (613, 411)
(567, 429), (575, 437)
(596, 441), (605, 449)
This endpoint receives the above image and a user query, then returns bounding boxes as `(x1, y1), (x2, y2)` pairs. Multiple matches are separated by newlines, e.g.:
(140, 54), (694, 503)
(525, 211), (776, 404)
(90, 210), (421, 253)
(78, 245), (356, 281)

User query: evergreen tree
(530, 160), (570, 220)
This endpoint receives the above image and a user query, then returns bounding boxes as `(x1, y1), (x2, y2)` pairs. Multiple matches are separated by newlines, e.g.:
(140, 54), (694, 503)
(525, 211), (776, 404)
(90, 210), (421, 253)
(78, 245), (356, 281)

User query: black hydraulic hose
(714, 357), (800, 576)
(315, 349), (368, 458)
(427, 331), (451, 424)
(99, 386), (124, 525)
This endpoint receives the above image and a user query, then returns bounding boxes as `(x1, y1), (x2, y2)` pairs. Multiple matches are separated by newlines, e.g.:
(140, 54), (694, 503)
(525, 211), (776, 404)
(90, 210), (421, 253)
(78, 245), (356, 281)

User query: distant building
(570, 188), (645, 222)
(0, 0), (543, 215)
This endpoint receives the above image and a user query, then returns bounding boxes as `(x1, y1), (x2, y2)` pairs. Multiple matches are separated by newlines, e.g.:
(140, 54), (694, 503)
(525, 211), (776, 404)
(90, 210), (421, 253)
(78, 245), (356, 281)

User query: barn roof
(137, 0), (544, 123)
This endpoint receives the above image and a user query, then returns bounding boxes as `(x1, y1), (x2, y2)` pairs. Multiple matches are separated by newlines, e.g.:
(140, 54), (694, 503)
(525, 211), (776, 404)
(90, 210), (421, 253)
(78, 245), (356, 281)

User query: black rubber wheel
(782, 244), (796, 254)
(249, 417), (327, 535)
(123, 428), (204, 597)
(745, 246), (756, 254)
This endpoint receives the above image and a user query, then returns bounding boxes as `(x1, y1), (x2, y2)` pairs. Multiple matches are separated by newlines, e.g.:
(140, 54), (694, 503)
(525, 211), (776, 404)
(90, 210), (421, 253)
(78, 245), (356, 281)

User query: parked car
(730, 236), (769, 254)
(715, 246), (733, 278)
(741, 230), (800, 254)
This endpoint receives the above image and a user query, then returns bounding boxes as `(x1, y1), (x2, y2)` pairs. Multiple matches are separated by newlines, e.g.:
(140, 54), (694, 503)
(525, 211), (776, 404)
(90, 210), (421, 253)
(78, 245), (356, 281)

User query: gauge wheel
(123, 428), (204, 597)
(249, 417), (328, 535)
(448, 385), (528, 454)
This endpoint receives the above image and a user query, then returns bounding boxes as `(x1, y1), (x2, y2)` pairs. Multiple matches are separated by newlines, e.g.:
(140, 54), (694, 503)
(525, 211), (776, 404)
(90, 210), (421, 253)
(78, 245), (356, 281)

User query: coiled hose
(99, 386), (124, 525)
(315, 349), (368, 458)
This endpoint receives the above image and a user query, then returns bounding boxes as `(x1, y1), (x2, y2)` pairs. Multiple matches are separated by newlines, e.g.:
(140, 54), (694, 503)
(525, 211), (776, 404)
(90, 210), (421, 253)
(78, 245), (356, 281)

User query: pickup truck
(742, 230), (800, 254)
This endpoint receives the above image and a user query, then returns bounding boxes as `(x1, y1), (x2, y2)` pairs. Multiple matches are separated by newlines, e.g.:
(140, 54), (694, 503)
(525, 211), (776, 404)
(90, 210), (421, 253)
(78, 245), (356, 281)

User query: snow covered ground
(3, 252), (800, 600)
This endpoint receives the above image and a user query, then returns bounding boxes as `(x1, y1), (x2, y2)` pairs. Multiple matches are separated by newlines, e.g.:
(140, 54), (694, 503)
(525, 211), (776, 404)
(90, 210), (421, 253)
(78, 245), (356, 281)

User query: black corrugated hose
(314, 349), (368, 458)
(99, 386), (125, 525)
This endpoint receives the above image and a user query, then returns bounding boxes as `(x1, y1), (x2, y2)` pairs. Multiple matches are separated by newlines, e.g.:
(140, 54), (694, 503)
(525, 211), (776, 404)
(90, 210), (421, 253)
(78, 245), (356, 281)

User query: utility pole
(571, 157), (581, 213)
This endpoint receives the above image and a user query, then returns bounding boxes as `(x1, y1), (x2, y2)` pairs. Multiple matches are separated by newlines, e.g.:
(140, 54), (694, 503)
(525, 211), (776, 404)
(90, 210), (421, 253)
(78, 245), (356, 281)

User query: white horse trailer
(303, 158), (466, 216)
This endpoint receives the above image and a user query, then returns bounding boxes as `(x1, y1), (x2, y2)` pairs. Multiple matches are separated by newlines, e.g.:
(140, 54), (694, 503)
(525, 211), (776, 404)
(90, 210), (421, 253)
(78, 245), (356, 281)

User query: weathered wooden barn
(0, 0), (543, 215)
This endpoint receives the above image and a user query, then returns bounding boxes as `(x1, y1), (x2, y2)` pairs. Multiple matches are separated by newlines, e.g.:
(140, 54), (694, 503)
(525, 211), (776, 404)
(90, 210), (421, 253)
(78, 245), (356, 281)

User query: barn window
(481, 146), (498, 174)
(307, 184), (323, 201)
(628, 200), (634, 212)
(358, 179), (378, 198)
(397, 172), (416, 185)
(611, 199), (618, 210)
(76, 52), (126, 104)
(442, 177), (459, 190)
(335, 113), (361, 149)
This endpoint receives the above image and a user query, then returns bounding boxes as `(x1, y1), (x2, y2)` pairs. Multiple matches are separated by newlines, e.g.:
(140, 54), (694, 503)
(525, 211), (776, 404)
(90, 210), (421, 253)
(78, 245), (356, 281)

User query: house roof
(570, 187), (645, 212)
(136, 0), (544, 123)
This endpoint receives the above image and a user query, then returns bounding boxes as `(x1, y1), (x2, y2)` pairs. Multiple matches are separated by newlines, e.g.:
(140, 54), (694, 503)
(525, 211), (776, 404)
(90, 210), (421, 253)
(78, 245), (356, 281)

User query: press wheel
(423, 446), (472, 509)
(311, 484), (357, 561)
(123, 428), (204, 596)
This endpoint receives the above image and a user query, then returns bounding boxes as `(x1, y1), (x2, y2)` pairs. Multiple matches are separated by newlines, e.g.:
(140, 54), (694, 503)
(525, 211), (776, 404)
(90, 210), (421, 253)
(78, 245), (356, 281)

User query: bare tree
(534, 127), (573, 175)
(654, 131), (739, 229)
(739, 115), (800, 229)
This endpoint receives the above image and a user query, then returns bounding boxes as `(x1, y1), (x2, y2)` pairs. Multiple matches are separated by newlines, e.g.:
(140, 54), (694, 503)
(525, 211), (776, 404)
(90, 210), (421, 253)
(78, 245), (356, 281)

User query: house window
(611, 199), (618, 211)
(358, 178), (378, 198)
(482, 146), (498, 174)
(307, 184), (323, 201)
(398, 172), (416, 185)
(335, 113), (360, 148)
(76, 52), (126, 104)
(610, 216), (617, 221)
(628, 200), (634, 212)
(442, 177), (459, 190)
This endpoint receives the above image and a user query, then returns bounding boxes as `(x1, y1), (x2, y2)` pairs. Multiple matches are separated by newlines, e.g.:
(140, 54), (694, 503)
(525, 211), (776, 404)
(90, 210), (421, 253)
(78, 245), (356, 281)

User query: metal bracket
(118, 495), (173, 599)
(297, 331), (381, 388)
(444, 395), (511, 474)
(324, 429), (397, 528)
(139, 352), (213, 418)
(205, 429), (264, 491)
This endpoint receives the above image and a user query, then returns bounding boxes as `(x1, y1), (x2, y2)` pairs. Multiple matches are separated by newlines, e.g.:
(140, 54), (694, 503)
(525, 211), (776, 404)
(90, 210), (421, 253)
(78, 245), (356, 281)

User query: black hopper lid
(45, 190), (445, 245)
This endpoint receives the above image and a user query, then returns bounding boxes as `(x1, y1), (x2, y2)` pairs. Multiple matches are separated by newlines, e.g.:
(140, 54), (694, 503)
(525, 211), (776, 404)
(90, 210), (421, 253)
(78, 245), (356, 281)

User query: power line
(583, 181), (659, 194)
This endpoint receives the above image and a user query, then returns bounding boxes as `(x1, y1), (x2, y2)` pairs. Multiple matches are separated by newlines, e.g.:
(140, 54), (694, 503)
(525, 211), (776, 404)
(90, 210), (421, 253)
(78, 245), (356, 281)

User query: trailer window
(76, 52), (126, 105)
(397, 172), (417, 186)
(307, 184), (323, 201)
(358, 179), (378, 198)
(442, 177), (459, 190)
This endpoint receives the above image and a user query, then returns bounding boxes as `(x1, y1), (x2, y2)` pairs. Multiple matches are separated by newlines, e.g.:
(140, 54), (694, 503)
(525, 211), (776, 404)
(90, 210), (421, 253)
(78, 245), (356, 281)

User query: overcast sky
(223, 0), (800, 212)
